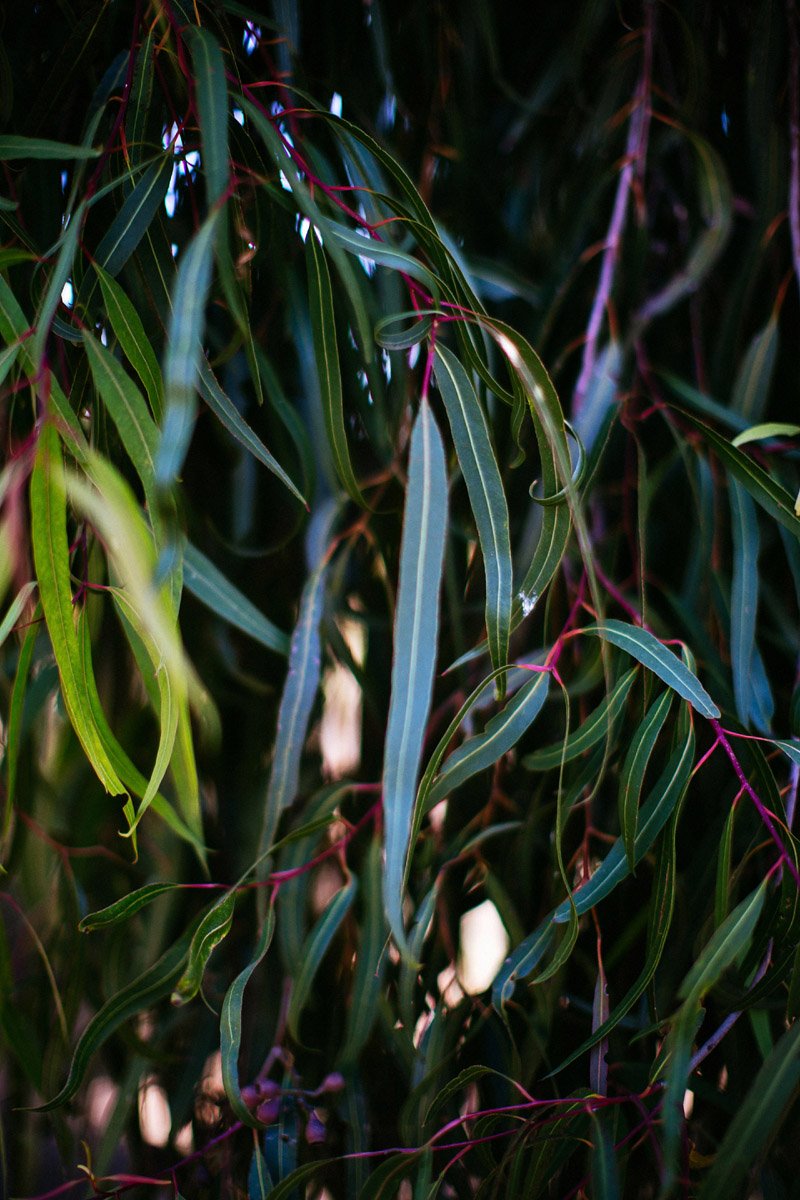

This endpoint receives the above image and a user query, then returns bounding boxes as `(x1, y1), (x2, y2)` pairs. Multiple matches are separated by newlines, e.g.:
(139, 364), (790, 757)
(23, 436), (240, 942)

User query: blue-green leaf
(383, 399), (448, 956)
(156, 209), (220, 487)
(427, 671), (548, 807)
(95, 154), (172, 277)
(258, 505), (336, 857)
(0, 136), (100, 160)
(198, 357), (306, 506)
(94, 265), (164, 420)
(183, 542), (290, 656)
(434, 344), (512, 688)
(286, 876), (357, 1039)
(184, 27), (229, 209)
(584, 620), (719, 718)
(172, 890), (238, 1005)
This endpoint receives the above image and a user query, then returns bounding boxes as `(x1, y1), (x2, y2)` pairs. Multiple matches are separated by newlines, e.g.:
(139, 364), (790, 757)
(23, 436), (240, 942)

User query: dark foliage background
(2, 2), (800, 1198)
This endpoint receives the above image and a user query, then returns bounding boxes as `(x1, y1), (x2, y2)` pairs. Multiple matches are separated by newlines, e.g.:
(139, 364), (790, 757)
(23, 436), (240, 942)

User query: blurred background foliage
(2, 0), (800, 1197)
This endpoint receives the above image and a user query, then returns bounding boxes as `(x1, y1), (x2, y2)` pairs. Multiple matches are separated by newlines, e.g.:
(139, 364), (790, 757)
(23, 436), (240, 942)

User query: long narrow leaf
(584, 620), (719, 718)
(434, 343), (512, 686)
(30, 425), (125, 795)
(220, 906), (277, 1126)
(382, 399), (448, 956)
(183, 542), (290, 655)
(156, 209), (220, 487)
(306, 231), (366, 506)
(426, 671), (549, 807)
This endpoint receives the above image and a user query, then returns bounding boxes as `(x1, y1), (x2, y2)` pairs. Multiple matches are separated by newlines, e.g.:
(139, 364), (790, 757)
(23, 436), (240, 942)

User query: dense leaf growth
(2, 1), (800, 1196)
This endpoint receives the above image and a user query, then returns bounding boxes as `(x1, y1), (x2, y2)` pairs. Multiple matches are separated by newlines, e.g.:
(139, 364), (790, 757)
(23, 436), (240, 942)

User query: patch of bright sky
(329, 92), (342, 118)
(161, 123), (200, 217)
(60, 279), (73, 308)
(243, 22), (260, 56)
(232, 107), (244, 127)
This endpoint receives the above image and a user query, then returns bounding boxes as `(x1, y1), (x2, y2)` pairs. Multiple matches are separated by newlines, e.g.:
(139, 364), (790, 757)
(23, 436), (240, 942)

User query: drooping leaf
(220, 905), (277, 1126)
(306, 230), (366, 506)
(426, 670), (549, 808)
(94, 264), (164, 420)
(198, 357), (307, 506)
(0, 136), (101, 160)
(35, 920), (199, 1110)
(79, 883), (186, 933)
(523, 667), (637, 771)
(618, 689), (673, 870)
(584, 620), (719, 718)
(382, 399), (448, 956)
(729, 478), (773, 732)
(184, 26), (229, 209)
(181, 543), (289, 657)
(286, 876), (357, 1039)
(30, 424), (126, 796)
(258, 503), (336, 857)
(434, 343), (512, 687)
(94, 153), (173, 277)
(156, 208), (221, 487)
(172, 889), (238, 1005)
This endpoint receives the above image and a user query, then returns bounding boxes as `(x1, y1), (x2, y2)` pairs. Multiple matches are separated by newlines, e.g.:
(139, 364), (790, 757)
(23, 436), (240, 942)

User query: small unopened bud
(256, 1096), (282, 1125)
(319, 1072), (345, 1095)
(305, 1110), (326, 1144)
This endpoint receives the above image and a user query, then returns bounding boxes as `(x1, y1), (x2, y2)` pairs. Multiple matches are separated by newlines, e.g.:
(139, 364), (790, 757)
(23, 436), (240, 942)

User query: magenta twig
(572, 4), (654, 418)
(710, 719), (799, 885)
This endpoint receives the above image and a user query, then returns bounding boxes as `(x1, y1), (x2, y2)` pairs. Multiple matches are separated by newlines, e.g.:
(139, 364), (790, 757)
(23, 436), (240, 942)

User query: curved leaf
(183, 541), (290, 656)
(584, 620), (719, 718)
(434, 343), (512, 686)
(426, 670), (549, 807)
(220, 905), (277, 1126)
(286, 875), (357, 1039)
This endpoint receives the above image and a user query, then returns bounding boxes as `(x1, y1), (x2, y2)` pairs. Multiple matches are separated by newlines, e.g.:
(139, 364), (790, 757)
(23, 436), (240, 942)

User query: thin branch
(573, 1), (654, 418)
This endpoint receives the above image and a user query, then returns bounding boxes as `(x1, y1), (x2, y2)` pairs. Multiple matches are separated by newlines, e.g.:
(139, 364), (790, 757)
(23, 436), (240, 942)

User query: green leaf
(590, 1112), (620, 1200)
(338, 837), (387, 1066)
(697, 1021), (800, 1198)
(94, 265), (164, 420)
(221, 906), (277, 1126)
(731, 317), (778, 422)
(35, 920), (197, 1110)
(95, 153), (173, 277)
(30, 425), (126, 795)
(552, 709), (695, 922)
(618, 690), (673, 870)
(79, 883), (185, 932)
(523, 667), (637, 771)
(184, 26), (229, 209)
(382, 399), (448, 956)
(584, 620), (719, 718)
(3, 612), (38, 824)
(732, 421), (800, 448)
(172, 889), (238, 1005)
(286, 876), (357, 1039)
(198, 357), (307, 506)
(0, 136), (100, 160)
(32, 199), (85, 367)
(156, 208), (221, 487)
(0, 582), (36, 651)
(82, 329), (159, 513)
(434, 344), (512, 688)
(426, 670), (549, 807)
(679, 407), (800, 538)
(183, 542), (290, 656)
(306, 231), (366, 506)
(678, 880), (766, 1006)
